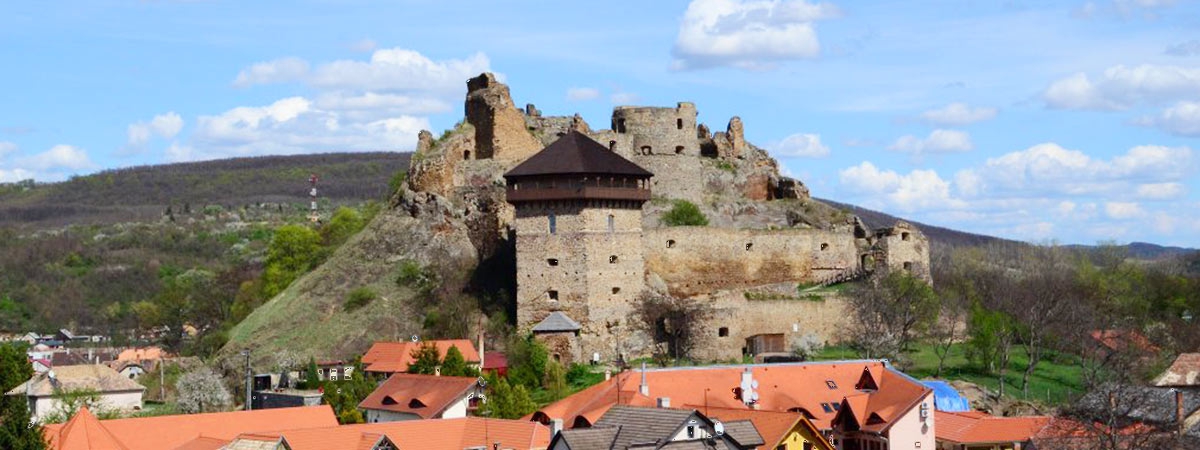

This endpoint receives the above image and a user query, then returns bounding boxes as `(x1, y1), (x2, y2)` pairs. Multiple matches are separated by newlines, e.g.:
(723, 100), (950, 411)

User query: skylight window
(820, 403), (833, 413)
(826, 380), (838, 389)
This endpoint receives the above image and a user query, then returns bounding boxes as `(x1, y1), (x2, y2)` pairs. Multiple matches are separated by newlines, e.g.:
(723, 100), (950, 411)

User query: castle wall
(644, 227), (860, 297)
(872, 223), (932, 283)
(611, 103), (700, 157)
(464, 73), (542, 162)
(689, 291), (849, 361)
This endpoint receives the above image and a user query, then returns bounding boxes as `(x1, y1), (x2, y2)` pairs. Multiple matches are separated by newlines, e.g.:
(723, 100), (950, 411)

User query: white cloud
(838, 161), (960, 211)
(1043, 64), (1200, 110)
(1166, 40), (1200, 57)
(671, 0), (840, 70)
(1105, 201), (1144, 219)
(771, 133), (829, 158)
(0, 141), (15, 158)
(919, 103), (997, 126)
(1140, 101), (1200, 136)
(348, 38), (378, 53)
(1135, 182), (1185, 199)
(566, 87), (601, 102)
(233, 57), (310, 88)
(888, 129), (973, 154)
(19, 145), (93, 171)
(962, 142), (1193, 197)
(0, 168), (34, 183)
(127, 112), (184, 147)
(308, 49), (489, 93)
(611, 92), (639, 104)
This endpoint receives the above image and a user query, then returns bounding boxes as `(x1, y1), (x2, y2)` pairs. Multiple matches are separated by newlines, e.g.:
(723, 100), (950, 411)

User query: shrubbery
(661, 199), (708, 227)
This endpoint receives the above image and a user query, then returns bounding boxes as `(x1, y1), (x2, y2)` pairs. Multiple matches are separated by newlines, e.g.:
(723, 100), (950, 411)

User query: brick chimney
(1175, 389), (1185, 435)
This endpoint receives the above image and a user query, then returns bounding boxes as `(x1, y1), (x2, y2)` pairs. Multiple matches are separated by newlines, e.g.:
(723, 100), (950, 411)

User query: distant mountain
(0, 152), (410, 227)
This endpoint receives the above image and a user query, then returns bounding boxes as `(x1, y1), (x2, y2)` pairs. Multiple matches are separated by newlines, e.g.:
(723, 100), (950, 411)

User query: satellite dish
(713, 421), (725, 436)
(47, 370), (55, 379)
(750, 391), (759, 402)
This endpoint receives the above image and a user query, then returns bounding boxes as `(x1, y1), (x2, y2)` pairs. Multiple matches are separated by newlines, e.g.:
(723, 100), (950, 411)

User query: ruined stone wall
(689, 291), (850, 361)
(611, 103), (700, 157)
(464, 73), (542, 162)
(872, 222), (932, 283)
(513, 201), (646, 361)
(644, 227), (860, 297)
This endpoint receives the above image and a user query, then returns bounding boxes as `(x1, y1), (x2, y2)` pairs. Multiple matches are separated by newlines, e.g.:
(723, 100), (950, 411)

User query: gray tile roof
(1076, 384), (1200, 425)
(596, 406), (697, 449)
(557, 426), (622, 450)
(532, 311), (582, 333)
(718, 420), (763, 448)
(505, 131), (653, 178)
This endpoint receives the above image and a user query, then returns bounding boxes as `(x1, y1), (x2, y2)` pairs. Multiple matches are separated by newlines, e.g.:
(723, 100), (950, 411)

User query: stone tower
(504, 131), (654, 365)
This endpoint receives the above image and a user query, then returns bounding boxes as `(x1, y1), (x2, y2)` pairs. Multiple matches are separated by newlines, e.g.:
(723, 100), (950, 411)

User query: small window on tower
(745, 242), (753, 251)
(608, 214), (615, 233)
(549, 213), (557, 234)
(667, 239), (676, 248)
(903, 262), (913, 271)
(609, 255), (618, 264)
(718, 327), (729, 337)
(675, 145), (684, 154)
(612, 287), (621, 295)
(902, 232), (911, 241)
(548, 290), (559, 301)
(677, 118), (683, 130)
(820, 243), (829, 251)
(547, 258), (559, 266)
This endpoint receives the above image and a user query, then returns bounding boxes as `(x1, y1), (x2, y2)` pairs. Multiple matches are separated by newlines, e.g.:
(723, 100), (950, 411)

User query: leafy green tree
(506, 336), (548, 390)
(387, 171), (407, 196)
(543, 361), (568, 401)
(440, 345), (478, 377)
(966, 304), (1022, 397)
(262, 224), (324, 297)
(407, 343), (441, 375)
(321, 362), (375, 424)
(0, 343), (44, 450)
(303, 358), (321, 389)
(479, 375), (536, 419)
(321, 207), (364, 246)
(660, 200), (709, 227)
(344, 287), (377, 311)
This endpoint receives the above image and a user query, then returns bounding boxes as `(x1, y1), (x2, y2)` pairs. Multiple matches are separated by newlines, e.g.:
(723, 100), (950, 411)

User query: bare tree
(1012, 246), (1081, 396)
(176, 366), (232, 414)
(844, 271), (938, 366)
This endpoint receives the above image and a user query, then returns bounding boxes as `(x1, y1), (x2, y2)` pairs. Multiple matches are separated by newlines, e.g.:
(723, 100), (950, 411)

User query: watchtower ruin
(504, 131), (654, 365)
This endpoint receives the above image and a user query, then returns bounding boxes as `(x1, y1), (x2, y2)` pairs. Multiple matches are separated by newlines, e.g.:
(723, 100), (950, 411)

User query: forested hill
(0, 152), (410, 227)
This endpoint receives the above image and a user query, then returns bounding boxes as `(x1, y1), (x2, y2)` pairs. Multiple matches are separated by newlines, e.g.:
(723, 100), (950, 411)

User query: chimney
(478, 333), (485, 370)
(639, 362), (649, 396)
(657, 397), (670, 408)
(1175, 389), (1185, 435)
(550, 418), (564, 436)
(604, 370), (612, 381)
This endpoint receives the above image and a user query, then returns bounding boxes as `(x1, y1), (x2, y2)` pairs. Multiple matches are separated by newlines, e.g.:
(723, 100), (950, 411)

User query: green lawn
(812, 342), (1084, 406)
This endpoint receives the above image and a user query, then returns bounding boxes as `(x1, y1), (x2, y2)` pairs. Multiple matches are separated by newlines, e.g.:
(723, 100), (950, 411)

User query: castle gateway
(504, 131), (653, 365)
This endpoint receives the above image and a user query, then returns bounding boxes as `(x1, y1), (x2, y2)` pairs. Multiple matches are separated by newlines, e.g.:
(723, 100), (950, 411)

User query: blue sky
(1, 0), (1199, 246)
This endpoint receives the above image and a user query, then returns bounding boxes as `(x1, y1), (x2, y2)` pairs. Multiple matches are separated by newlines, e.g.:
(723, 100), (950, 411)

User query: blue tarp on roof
(923, 380), (971, 412)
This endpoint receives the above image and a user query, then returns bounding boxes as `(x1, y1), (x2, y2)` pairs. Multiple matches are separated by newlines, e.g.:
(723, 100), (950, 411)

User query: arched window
(549, 212), (556, 234)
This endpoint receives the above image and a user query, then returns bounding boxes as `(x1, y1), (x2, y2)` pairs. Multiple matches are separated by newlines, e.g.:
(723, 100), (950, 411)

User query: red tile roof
(483, 351), (508, 370)
(1090, 329), (1160, 353)
(697, 405), (834, 450)
(228, 417), (551, 450)
(357, 373), (478, 419)
(44, 405), (338, 450)
(935, 411), (1052, 445)
(533, 361), (929, 433)
(1155, 353), (1200, 387)
(361, 340), (479, 373)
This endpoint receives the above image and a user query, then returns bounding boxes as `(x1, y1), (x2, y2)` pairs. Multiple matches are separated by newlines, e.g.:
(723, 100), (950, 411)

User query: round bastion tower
(503, 130), (654, 366)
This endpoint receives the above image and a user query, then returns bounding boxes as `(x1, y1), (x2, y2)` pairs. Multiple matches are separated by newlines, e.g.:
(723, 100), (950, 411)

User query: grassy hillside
(0, 152), (409, 227)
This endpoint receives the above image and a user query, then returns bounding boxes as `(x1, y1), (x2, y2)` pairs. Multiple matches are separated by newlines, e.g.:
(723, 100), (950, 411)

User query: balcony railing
(505, 185), (651, 203)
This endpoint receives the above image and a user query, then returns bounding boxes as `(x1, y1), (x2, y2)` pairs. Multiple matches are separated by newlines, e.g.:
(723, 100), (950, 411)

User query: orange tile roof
(361, 340), (480, 373)
(235, 417), (551, 450)
(534, 361), (930, 433)
(49, 407), (129, 450)
(116, 347), (167, 362)
(696, 405), (834, 450)
(44, 405), (338, 450)
(357, 373), (478, 419)
(1090, 329), (1160, 353)
(935, 411), (1052, 444)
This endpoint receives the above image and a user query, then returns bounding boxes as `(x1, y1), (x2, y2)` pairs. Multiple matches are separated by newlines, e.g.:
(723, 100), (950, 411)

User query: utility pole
(159, 358), (165, 402)
(241, 349), (252, 410)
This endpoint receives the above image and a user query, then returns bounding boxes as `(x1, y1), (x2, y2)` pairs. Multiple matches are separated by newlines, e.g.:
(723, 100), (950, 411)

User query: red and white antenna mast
(308, 173), (320, 223)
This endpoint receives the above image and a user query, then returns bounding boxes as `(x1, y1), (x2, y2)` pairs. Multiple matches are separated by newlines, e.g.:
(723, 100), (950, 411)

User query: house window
(667, 239), (676, 248)
(687, 425), (695, 438)
(548, 290), (559, 300)
(609, 255), (618, 264)
(718, 327), (729, 337)
(612, 287), (620, 295)
(901, 232), (910, 241)
(547, 258), (559, 266)
(608, 214), (615, 233)
(549, 213), (556, 234)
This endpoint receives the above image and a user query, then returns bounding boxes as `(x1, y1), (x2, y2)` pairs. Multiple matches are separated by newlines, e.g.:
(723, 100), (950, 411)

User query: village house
(5, 364), (145, 423)
(701, 405), (836, 450)
(42, 404), (338, 450)
(1155, 353), (1200, 391)
(532, 360), (935, 450)
(550, 405), (761, 450)
(358, 373), (484, 422)
(212, 416), (551, 450)
(360, 339), (480, 376)
(934, 411), (1051, 450)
